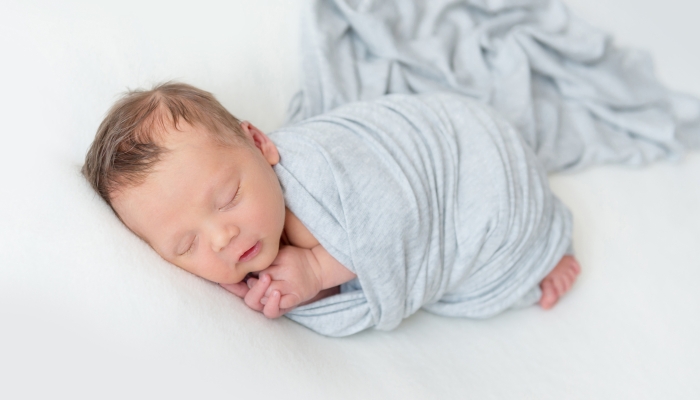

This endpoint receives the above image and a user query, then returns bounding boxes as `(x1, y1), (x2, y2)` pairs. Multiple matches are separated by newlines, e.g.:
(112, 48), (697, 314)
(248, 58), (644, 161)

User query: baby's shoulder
(283, 208), (319, 249)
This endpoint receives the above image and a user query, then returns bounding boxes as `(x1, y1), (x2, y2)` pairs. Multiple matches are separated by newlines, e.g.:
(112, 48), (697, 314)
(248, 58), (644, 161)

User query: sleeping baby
(83, 82), (580, 336)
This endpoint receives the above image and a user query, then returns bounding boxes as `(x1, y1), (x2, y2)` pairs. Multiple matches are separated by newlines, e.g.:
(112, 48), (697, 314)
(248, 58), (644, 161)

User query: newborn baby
(83, 82), (580, 336)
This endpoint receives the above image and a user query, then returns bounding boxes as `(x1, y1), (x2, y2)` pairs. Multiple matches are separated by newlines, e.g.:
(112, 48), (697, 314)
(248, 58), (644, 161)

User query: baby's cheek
(187, 254), (226, 283)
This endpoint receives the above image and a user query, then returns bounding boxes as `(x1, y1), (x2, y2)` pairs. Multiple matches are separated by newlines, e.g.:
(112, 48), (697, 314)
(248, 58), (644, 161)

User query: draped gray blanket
(273, 93), (572, 336)
(270, 0), (700, 336)
(288, 0), (700, 173)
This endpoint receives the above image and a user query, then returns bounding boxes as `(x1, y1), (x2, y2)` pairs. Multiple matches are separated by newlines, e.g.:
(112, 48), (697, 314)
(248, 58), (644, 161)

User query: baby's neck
(279, 228), (291, 247)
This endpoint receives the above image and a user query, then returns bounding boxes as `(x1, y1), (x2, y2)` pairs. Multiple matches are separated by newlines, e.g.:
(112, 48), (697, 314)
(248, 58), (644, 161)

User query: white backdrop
(1, 0), (698, 398)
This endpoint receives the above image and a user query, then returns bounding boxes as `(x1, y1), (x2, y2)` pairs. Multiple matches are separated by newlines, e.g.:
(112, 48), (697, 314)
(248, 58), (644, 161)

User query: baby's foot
(539, 255), (581, 310)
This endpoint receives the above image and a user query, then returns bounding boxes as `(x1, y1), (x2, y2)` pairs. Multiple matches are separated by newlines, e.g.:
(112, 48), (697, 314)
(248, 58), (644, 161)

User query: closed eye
(181, 237), (196, 256)
(220, 184), (241, 211)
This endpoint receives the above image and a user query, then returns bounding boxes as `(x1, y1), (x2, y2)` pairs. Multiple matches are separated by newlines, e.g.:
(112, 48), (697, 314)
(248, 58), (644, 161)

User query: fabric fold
(288, 0), (700, 173)
(274, 0), (699, 336)
(275, 93), (572, 336)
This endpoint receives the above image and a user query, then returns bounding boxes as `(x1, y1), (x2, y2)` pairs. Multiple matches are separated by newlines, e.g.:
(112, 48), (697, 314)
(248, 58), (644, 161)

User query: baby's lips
(237, 241), (262, 263)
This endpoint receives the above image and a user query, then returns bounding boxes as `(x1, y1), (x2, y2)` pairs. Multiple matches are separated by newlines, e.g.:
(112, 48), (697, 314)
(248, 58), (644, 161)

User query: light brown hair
(82, 81), (245, 205)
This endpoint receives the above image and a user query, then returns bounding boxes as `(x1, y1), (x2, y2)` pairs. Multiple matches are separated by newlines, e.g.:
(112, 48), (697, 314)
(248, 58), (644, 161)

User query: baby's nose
(212, 225), (240, 253)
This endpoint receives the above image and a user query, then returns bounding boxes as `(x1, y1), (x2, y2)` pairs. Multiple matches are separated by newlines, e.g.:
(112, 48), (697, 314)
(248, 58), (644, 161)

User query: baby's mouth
(238, 241), (262, 263)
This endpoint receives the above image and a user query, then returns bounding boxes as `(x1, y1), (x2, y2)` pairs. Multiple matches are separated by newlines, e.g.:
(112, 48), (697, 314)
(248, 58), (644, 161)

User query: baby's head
(83, 82), (286, 284)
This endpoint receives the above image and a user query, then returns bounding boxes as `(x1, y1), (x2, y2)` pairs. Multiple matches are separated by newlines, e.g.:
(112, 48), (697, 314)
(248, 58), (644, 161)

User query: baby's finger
(219, 282), (249, 298)
(263, 279), (289, 298)
(280, 293), (301, 310)
(261, 292), (295, 308)
(244, 274), (271, 311)
(246, 277), (258, 289)
(262, 290), (282, 319)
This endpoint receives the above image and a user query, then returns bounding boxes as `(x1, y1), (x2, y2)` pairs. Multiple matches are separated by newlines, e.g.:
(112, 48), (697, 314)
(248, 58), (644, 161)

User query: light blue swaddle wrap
(273, 93), (572, 337)
(288, 0), (700, 172)
(270, 0), (700, 336)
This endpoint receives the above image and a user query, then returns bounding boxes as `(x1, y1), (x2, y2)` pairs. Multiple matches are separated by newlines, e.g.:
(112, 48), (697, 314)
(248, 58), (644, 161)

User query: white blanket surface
(1, 0), (698, 398)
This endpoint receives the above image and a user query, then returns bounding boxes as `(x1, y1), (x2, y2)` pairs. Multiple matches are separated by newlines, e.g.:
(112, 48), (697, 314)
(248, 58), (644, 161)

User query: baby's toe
(570, 259), (581, 275)
(539, 280), (558, 309)
(553, 276), (567, 296)
(562, 275), (572, 292)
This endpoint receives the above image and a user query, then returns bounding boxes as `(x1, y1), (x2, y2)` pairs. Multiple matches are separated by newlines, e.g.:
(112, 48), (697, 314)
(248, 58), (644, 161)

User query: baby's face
(111, 121), (285, 284)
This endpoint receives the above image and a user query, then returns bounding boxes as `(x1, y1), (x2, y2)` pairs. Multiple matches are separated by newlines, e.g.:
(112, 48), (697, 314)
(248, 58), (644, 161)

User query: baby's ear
(240, 121), (279, 166)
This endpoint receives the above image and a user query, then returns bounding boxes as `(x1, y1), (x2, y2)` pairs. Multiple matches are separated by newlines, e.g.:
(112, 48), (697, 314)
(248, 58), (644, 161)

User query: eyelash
(220, 185), (241, 211)
(182, 237), (196, 256)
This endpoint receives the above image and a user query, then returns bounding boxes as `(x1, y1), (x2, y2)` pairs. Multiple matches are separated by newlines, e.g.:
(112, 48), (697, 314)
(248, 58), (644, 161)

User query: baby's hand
(258, 245), (324, 314)
(219, 274), (285, 318)
(219, 245), (323, 318)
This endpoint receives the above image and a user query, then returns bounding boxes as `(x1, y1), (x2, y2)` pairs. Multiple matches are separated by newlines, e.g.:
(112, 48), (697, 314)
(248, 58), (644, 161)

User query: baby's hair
(82, 81), (245, 206)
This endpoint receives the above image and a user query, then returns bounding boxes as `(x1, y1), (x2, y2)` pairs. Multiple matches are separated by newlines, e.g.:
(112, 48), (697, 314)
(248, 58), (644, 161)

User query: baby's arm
(220, 244), (356, 318)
